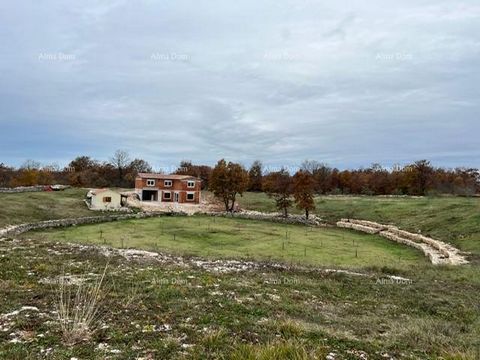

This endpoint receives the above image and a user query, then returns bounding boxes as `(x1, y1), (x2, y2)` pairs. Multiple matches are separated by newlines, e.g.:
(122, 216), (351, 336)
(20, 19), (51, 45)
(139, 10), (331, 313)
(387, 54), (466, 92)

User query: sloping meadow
(1, 236), (479, 359)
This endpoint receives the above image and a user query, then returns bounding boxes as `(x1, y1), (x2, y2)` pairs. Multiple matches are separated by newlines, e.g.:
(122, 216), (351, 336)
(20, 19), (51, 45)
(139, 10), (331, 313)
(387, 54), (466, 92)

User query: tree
(175, 160), (212, 189)
(128, 159), (152, 174)
(413, 160), (433, 195)
(263, 169), (293, 217)
(248, 160), (263, 191)
(125, 159), (153, 186)
(177, 160), (193, 173)
(301, 160), (332, 194)
(368, 163), (391, 195)
(21, 159), (41, 170)
(300, 160), (322, 174)
(68, 156), (97, 172)
(293, 170), (316, 219)
(0, 163), (14, 187)
(209, 159), (249, 211)
(110, 150), (131, 186)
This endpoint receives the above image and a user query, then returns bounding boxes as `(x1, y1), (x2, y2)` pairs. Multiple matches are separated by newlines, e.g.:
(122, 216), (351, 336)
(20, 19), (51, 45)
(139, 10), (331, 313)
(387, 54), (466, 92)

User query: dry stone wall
(0, 185), (71, 193)
(206, 210), (323, 226)
(0, 186), (45, 193)
(0, 213), (163, 238)
(337, 219), (469, 265)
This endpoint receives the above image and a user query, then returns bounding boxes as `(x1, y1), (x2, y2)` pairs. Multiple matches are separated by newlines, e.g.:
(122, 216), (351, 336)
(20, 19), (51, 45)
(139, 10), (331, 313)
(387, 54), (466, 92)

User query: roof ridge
(137, 173), (201, 180)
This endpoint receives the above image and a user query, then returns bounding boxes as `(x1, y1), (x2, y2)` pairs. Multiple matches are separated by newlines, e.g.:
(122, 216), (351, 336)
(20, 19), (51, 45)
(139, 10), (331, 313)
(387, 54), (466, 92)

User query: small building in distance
(86, 188), (123, 210)
(135, 173), (201, 204)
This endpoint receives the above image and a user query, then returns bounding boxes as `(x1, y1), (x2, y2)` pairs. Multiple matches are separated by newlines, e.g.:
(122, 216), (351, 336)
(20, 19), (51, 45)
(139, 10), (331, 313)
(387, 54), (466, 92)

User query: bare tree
(110, 150), (131, 186)
(21, 159), (41, 170)
(248, 160), (263, 192)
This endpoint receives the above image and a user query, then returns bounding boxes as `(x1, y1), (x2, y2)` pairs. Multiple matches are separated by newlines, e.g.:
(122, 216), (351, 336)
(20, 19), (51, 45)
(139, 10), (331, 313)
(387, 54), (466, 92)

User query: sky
(0, 0), (479, 171)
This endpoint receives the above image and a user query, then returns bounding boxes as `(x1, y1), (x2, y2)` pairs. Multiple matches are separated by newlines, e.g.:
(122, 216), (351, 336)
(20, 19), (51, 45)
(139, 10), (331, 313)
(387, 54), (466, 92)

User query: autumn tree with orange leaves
(263, 168), (293, 217)
(293, 170), (316, 219)
(210, 159), (249, 212)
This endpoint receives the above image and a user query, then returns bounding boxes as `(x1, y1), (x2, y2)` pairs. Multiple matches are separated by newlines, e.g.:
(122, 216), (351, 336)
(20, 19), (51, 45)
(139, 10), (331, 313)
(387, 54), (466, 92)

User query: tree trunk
(229, 194), (237, 212)
(283, 207), (288, 218)
(305, 209), (309, 219)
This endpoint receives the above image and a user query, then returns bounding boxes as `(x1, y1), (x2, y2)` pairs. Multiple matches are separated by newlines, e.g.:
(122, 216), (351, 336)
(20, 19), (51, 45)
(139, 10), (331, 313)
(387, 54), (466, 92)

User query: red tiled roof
(136, 173), (201, 181)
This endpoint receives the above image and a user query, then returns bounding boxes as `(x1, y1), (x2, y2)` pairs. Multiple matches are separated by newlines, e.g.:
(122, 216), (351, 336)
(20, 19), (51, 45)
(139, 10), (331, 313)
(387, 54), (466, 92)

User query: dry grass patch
(56, 264), (108, 345)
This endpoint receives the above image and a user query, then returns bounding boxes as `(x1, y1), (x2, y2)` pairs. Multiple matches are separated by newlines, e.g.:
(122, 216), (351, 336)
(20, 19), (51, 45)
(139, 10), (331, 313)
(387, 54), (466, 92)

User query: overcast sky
(0, 0), (479, 170)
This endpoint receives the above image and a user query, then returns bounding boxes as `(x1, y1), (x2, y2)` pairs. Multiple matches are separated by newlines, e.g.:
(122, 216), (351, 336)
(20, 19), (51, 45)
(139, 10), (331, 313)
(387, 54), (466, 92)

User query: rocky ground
(1, 235), (479, 359)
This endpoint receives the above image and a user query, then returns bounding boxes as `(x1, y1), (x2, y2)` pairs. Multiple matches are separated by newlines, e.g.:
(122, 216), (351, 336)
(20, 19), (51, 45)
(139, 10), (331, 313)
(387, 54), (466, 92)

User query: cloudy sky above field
(0, 0), (479, 170)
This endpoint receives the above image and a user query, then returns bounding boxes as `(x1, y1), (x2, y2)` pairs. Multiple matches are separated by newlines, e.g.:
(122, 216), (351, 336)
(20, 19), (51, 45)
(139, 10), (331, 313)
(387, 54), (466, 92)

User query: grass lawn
(0, 188), (96, 228)
(1, 237), (479, 359)
(2, 190), (480, 358)
(236, 192), (480, 259)
(23, 215), (426, 268)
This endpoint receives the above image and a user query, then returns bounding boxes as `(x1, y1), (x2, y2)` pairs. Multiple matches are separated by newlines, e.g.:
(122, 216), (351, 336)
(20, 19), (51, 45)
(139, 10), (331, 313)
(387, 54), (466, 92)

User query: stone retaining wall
(0, 213), (164, 238)
(0, 210), (321, 239)
(206, 210), (323, 226)
(0, 185), (71, 193)
(337, 218), (468, 265)
(0, 186), (45, 193)
(379, 230), (436, 263)
(339, 219), (386, 231)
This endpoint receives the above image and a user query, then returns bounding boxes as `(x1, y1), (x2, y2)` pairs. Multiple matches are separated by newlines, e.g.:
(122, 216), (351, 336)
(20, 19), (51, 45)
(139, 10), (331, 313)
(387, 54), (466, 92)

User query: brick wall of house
(135, 176), (201, 204)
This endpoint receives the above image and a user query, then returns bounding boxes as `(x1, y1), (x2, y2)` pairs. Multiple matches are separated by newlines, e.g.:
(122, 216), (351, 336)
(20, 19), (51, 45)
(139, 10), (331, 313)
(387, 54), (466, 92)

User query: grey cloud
(0, 0), (479, 169)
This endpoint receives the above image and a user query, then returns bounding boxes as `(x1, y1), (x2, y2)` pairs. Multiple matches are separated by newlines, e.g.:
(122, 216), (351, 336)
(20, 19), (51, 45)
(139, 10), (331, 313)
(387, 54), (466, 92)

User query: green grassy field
(1, 190), (480, 358)
(0, 188), (96, 228)
(237, 193), (480, 259)
(2, 190), (478, 257)
(24, 215), (425, 268)
(1, 237), (479, 359)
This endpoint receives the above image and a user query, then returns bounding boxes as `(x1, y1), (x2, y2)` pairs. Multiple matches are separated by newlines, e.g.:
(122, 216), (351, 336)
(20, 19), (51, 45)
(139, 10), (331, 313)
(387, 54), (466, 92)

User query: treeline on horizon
(0, 150), (478, 196)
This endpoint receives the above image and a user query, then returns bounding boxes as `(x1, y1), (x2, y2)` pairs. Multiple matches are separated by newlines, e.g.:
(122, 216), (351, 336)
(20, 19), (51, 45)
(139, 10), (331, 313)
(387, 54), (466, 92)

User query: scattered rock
(2, 306), (39, 318)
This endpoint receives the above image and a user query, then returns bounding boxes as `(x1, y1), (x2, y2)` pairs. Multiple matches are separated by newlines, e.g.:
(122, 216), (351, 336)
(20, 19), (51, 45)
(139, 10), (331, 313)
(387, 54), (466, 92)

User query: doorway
(142, 190), (158, 201)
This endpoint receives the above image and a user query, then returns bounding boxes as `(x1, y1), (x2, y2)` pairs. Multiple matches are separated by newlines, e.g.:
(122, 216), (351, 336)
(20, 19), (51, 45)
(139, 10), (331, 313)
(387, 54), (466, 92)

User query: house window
(186, 192), (195, 201)
(187, 181), (195, 188)
(103, 196), (112, 203)
(164, 180), (172, 187)
(146, 179), (155, 187)
(163, 191), (171, 200)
